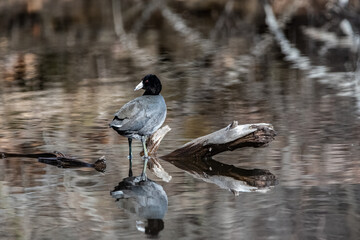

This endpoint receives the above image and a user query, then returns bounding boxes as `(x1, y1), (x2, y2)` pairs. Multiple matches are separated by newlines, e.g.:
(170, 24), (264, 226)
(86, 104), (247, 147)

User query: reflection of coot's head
(145, 219), (164, 237)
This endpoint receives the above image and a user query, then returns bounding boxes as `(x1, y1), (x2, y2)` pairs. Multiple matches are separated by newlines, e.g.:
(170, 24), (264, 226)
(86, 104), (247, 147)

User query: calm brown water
(1, 1), (360, 239)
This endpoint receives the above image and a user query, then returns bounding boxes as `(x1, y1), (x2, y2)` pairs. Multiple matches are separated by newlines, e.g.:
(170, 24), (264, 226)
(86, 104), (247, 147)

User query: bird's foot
(140, 172), (147, 182)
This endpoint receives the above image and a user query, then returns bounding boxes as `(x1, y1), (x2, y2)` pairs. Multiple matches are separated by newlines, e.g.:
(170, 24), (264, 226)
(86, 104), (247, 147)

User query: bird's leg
(128, 138), (133, 177)
(140, 136), (149, 181)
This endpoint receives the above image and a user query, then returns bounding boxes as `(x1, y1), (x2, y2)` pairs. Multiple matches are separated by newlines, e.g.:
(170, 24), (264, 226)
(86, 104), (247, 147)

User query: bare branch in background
(210, 0), (235, 40)
(263, 0), (360, 110)
(264, 2), (310, 70)
(301, 0), (360, 54)
(112, 0), (126, 38)
(111, 0), (155, 67)
(131, 0), (160, 34)
(252, 0), (302, 57)
(160, 4), (212, 52)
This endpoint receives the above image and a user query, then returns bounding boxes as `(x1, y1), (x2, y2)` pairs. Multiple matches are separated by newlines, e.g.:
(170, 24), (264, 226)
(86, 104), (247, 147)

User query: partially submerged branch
(146, 125), (171, 156)
(0, 151), (106, 172)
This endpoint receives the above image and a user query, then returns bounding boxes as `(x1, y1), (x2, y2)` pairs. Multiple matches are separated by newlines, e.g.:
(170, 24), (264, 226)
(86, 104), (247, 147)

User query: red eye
(145, 80), (149, 83)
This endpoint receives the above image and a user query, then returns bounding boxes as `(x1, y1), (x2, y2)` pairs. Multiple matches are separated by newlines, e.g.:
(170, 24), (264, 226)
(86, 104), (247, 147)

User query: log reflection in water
(111, 176), (167, 236)
(146, 154), (277, 194)
(147, 156), (172, 182)
(164, 156), (277, 194)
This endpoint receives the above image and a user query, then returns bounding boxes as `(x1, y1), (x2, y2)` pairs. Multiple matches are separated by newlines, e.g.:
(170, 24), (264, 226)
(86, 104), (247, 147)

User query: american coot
(110, 74), (166, 180)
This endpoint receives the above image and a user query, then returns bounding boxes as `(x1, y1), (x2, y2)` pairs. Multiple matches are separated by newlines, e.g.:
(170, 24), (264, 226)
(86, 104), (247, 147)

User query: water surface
(0, 1), (360, 239)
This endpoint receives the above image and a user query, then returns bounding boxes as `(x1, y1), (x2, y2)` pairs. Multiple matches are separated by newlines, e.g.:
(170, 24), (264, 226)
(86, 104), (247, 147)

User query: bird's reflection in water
(111, 176), (168, 237)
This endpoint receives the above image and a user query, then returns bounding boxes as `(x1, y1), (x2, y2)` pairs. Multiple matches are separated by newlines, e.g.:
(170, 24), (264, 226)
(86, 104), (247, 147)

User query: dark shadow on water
(111, 176), (168, 237)
(0, 151), (106, 172)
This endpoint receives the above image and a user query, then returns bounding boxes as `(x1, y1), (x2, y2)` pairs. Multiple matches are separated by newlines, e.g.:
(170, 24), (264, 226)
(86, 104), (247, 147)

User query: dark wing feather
(109, 97), (148, 132)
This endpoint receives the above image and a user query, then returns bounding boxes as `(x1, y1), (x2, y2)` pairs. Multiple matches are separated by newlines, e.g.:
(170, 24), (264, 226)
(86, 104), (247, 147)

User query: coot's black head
(134, 74), (162, 95)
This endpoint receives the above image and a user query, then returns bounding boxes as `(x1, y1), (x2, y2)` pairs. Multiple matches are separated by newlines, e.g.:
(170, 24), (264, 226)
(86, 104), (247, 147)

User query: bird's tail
(109, 116), (123, 129)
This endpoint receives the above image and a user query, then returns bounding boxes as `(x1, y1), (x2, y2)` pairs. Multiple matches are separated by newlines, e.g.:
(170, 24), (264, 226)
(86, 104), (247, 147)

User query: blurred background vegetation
(1, 0), (359, 90)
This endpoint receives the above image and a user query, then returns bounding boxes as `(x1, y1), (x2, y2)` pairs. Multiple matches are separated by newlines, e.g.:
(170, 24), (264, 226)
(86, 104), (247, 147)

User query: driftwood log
(146, 121), (276, 159)
(144, 121), (277, 193)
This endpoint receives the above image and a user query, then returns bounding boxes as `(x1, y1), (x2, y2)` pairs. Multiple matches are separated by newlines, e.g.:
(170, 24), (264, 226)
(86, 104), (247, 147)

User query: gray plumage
(110, 95), (166, 139)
